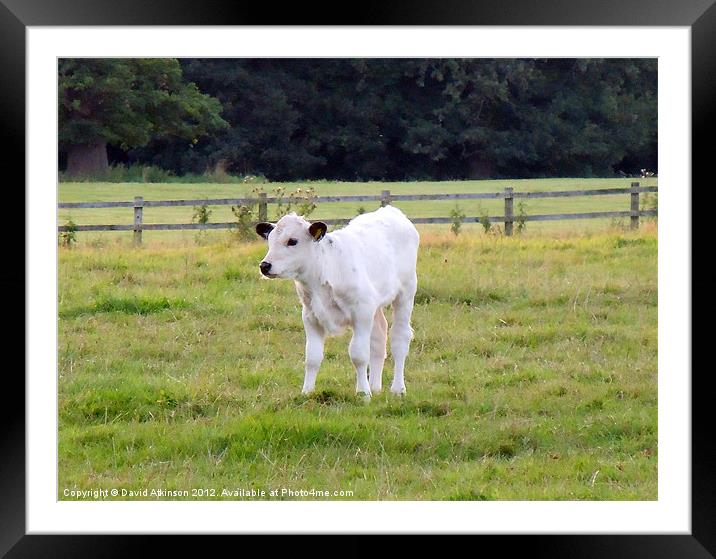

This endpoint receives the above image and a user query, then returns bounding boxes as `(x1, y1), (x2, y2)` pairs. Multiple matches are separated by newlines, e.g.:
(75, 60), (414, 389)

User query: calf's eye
(287, 238), (298, 246)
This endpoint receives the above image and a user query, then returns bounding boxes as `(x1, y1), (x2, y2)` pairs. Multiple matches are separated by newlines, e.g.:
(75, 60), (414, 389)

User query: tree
(119, 58), (657, 181)
(58, 59), (227, 177)
(173, 59), (327, 179)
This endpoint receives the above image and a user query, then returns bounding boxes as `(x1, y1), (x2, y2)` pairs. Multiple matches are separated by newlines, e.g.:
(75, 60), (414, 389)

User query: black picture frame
(4, 1), (705, 556)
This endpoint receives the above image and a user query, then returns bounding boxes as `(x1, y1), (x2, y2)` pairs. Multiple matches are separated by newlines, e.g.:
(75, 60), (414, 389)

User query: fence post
(630, 181), (640, 230)
(133, 196), (144, 245)
(381, 189), (392, 207)
(504, 187), (514, 236)
(258, 192), (268, 222)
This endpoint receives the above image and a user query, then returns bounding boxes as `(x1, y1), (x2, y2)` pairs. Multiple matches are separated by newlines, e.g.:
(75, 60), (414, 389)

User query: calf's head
(255, 213), (327, 279)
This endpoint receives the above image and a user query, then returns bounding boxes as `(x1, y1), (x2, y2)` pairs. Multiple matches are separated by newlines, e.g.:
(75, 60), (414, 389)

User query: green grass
(58, 219), (658, 500)
(58, 178), (658, 243)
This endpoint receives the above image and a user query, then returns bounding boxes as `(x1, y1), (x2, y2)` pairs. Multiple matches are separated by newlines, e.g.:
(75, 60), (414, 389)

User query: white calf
(255, 205), (419, 398)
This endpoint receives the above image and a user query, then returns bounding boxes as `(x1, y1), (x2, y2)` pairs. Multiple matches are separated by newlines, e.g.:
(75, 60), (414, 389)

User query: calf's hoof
(390, 384), (406, 396)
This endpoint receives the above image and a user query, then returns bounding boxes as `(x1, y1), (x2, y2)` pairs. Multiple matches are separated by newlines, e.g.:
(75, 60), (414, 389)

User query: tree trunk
(66, 139), (109, 178)
(467, 153), (495, 179)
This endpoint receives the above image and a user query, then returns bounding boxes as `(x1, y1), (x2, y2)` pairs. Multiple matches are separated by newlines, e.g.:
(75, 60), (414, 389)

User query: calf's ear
(308, 221), (328, 241)
(255, 222), (275, 240)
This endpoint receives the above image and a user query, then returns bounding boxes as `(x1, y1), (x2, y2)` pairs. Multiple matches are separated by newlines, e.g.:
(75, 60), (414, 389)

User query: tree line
(59, 58), (657, 181)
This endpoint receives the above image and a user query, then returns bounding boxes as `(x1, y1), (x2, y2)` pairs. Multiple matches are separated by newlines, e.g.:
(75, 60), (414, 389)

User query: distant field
(58, 178), (658, 243)
(58, 224), (658, 500)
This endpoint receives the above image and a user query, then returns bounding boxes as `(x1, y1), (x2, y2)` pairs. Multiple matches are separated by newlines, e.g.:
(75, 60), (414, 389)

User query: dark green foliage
(60, 58), (657, 181)
(175, 58), (657, 180)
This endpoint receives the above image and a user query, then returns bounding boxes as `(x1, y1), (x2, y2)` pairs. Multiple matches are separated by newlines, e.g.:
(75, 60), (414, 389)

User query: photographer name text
(62, 487), (353, 499)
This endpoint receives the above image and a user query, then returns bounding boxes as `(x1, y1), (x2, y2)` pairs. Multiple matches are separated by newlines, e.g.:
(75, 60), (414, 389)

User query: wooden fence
(58, 182), (658, 244)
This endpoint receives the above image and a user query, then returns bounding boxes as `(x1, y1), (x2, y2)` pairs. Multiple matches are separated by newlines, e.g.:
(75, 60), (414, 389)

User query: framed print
(6, 0), (707, 556)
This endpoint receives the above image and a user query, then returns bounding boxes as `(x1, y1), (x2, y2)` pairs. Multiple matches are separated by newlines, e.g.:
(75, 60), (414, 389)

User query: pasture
(58, 179), (658, 500)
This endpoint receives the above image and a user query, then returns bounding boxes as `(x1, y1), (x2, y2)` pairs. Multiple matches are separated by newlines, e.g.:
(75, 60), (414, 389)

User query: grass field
(58, 177), (658, 243)
(58, 181), (658, 500)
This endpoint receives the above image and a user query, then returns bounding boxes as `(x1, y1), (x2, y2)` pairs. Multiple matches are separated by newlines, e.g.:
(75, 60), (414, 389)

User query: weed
(231, 193), (259, 242)
(487, 224), (504, 238)
(449, 205), (466, 236)
(59, 220), (77, 248)
(642, 192), (658, 222)
(516, 201), (527, 234)
(192, 205), (212, 225)
(477, 203), (492, 233)
(270, 186), (318, 219)
(609, 218), (628, 231)
(294, 187), (318, 218)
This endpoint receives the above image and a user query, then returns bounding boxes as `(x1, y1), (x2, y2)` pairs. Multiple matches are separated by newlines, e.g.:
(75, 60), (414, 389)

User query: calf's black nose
(260, 261), (272, 276)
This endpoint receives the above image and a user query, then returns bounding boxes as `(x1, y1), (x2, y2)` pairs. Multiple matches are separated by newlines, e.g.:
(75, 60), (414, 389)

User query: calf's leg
(349, 311), (374, 398)
(302, 314), (325, 394)
(390, 278), (417, 395)
(368, 307), (388, 393)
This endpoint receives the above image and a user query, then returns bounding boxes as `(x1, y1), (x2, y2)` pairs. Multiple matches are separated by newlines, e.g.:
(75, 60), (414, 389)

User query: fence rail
(58, 184), (658, 243)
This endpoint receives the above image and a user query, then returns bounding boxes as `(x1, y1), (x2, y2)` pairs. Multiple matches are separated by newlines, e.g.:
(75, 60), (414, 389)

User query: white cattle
(255, 205), (419, 398)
